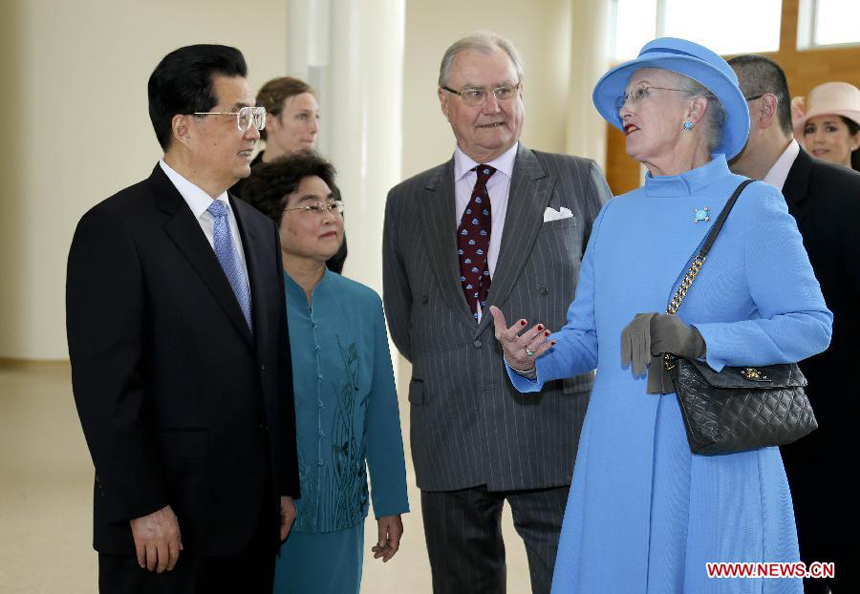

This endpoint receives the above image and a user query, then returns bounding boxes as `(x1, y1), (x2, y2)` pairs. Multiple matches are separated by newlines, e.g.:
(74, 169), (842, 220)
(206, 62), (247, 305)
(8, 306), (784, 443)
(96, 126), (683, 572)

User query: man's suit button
(260, 363), (266, 372)
(473, 339), (482, 348)
(422, 295), (429, 304)
(539, 286), (549, 295)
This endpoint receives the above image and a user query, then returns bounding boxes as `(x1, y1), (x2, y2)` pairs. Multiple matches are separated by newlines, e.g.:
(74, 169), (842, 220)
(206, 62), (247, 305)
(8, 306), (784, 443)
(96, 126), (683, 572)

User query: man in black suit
(66, 44), (299, 593)
(729, 54), (860, 594)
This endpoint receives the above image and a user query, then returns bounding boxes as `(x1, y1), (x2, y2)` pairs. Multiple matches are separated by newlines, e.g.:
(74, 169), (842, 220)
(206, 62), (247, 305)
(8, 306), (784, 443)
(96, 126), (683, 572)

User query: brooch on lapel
(693, 207), (710, 223)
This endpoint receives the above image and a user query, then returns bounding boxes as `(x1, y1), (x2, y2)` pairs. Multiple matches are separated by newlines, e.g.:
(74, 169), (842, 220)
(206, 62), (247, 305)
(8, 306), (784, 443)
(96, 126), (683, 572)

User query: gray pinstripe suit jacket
(383, 144), (611, 492)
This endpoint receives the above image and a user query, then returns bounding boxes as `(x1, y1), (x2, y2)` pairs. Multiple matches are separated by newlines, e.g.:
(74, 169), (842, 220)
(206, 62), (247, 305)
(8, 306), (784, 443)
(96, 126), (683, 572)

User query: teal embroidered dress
(273, 269), (409, 594)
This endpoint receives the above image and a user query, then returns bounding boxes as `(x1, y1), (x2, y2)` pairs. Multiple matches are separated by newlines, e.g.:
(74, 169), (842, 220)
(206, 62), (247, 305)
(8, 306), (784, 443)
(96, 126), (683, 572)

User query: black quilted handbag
(664, 180), (818, 455)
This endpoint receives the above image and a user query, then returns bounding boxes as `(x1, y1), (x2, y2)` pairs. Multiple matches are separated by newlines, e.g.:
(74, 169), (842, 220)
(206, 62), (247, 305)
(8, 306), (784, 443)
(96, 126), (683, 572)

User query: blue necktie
(207, 200), (252, 331)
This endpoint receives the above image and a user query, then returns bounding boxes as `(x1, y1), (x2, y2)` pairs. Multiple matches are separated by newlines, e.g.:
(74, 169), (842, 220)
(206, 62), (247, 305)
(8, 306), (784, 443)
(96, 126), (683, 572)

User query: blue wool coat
(509, 156), (832, 593)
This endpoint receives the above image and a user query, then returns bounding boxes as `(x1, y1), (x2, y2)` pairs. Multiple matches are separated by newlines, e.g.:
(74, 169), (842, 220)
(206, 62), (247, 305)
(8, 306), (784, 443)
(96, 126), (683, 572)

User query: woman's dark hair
(243, 151), (336, 223)
(256, 77), (315, 141)
(148, 45), (247, 151)
(243, 151), (348, 272)
(840, 116), (860, 172)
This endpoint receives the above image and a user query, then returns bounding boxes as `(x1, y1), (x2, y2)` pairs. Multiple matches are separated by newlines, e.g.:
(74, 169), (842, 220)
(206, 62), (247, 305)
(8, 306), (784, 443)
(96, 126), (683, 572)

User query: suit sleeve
(382, 188), (413, 362)
(274, 223), (301, 498)
(366, 296), (409, 519)
(66, 207), (168, 523)
(694, 184), (833, 370)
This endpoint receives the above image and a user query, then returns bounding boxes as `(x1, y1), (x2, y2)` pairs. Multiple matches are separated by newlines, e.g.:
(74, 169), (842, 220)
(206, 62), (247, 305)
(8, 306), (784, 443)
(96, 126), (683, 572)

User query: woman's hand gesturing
(489, 305), (555, 373)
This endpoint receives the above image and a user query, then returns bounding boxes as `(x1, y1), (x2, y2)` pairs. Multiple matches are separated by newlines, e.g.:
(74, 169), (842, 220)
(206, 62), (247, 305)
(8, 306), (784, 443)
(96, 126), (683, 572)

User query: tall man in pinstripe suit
(382, 32), (611, 594)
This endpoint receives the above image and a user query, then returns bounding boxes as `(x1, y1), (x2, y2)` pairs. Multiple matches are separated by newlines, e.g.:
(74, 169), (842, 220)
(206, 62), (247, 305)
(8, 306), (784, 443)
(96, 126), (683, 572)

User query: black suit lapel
(477, 145), (552, 337)
(420, 160), (477, 329)
(231, 196), (270, 353)
(782, 148), (813, 227)
(151, 166), (254, 345)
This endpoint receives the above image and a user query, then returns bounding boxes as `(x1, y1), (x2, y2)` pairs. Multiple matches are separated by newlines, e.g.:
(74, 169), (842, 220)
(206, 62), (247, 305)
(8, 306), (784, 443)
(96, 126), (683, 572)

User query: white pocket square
(543, 206), (574, 223)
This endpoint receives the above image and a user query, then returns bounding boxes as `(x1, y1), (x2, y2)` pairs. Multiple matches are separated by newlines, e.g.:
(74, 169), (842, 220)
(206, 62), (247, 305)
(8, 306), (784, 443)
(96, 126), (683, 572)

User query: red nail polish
(551, 341), (557, 346)
(545, 331), (550, 337)
(520, 320), (526, 326)
(537, 324), (544, 331)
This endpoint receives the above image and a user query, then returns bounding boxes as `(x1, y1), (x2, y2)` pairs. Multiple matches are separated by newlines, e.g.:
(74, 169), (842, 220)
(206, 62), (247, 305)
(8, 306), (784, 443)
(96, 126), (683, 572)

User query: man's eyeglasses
(615, 83), (690, 114)
(441, 82), (521, 107)
(193, 106), (267, 131)
(283, 201), (344, 216)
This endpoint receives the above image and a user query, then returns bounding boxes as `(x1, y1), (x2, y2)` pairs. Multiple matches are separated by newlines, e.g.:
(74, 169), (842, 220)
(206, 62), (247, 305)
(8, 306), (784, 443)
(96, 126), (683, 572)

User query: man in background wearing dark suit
(383, 32), (611, 594)
(729, 54), (860, 594)
(66, 44), (299, 593)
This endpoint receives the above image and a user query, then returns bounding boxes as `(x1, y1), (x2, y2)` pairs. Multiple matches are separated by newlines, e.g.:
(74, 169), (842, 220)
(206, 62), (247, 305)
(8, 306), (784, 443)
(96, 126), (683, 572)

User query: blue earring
(683, 120), (693, 131)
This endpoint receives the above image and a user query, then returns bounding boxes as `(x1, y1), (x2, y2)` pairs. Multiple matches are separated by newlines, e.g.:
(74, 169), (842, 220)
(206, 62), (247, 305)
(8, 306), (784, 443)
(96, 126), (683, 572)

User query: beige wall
(0, 0), (289, 359)
(402, 0), (575, 179)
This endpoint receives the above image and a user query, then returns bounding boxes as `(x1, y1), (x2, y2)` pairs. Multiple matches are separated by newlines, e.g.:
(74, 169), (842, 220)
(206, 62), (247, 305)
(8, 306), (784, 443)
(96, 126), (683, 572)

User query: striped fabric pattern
(383, 144), (611, 492)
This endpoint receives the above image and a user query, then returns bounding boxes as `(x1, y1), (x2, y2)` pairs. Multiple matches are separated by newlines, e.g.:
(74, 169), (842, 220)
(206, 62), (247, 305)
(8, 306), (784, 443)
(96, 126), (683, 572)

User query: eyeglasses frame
(283, 200), (345, 216)
(441, 82), (522, 106)
(192, 106), (267, 131)
(615, 83), (692, 114)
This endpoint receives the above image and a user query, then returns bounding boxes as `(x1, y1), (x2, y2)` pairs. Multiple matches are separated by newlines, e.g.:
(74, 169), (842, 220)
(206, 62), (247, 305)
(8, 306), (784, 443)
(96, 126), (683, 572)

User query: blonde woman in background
(792, 81), (860, 172)
(255, 77), (320, 163)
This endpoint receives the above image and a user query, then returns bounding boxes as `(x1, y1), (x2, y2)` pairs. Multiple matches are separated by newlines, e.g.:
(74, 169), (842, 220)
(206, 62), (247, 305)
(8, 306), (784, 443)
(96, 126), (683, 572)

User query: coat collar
(149, 164), (256, 346)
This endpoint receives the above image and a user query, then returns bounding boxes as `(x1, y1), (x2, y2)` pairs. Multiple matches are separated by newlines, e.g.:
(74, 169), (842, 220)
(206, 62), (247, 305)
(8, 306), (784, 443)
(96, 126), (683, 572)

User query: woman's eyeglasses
(283, 201), (344, 216)
(616, 83), (690, 114)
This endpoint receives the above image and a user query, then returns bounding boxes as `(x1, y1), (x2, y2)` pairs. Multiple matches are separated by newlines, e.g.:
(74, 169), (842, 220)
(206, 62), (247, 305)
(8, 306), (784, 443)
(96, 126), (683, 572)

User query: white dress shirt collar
(159, 159), (231, 216)
(454, 142), (519, 182)
(762, 139), (800, 192)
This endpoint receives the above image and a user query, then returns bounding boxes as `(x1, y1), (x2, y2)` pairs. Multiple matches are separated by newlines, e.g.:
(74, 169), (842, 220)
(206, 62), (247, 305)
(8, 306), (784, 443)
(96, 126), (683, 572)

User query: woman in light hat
(792, 81), (860, 172)
(490, 37), (831, 592)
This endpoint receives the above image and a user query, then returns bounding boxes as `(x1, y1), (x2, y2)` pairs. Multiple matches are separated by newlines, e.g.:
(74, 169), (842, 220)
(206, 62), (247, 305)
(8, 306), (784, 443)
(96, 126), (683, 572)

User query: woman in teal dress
(243, 151), (409, 593)
(491, 38), (832, 593)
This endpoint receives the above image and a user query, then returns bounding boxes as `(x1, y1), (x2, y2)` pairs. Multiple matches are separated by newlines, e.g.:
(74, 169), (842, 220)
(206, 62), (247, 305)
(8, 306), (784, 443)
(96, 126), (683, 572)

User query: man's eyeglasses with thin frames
(441, 82), (521, 107)
(193, 106), (267, 131)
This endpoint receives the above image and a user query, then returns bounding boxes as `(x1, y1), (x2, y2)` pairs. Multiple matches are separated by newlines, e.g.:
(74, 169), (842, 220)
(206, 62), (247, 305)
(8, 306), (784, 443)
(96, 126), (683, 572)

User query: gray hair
(438, 31), (525, 88)
(672, 72), (727, 155)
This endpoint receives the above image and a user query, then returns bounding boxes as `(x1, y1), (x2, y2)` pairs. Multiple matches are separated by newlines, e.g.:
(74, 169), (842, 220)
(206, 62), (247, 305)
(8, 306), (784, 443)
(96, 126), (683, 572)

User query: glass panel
(662, 0), (782, 55)
(613, 0), (658, 60)
(814, 0), (860, 46)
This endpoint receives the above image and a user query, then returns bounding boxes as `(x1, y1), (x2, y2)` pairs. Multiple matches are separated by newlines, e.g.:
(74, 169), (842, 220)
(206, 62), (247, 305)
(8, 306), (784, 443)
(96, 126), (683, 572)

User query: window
(612, 0), (782, 60)
(798, 0), (860, 48)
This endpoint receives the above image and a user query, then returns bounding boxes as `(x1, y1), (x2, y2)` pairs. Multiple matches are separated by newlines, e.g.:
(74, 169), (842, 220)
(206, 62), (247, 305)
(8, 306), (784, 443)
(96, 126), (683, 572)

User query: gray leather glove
(649, 314), (706, 359)
(620, 313), (658, 377)
(646, 314), (706, 394)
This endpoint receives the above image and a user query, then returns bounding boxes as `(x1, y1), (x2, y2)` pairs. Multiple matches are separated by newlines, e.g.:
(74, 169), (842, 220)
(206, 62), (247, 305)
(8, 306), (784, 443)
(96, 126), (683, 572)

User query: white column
(566, 0), (612, 168)
(287, 0), (406, 294)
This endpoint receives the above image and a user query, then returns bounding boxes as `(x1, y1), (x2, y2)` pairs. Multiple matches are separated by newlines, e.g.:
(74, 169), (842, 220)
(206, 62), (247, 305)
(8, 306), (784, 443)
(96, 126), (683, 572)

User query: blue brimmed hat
(592, 37), (749, 159)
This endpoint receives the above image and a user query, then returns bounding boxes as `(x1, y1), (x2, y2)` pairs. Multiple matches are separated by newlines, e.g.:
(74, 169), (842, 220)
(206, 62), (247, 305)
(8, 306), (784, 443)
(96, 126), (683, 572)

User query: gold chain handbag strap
(663, 179), (754, 370)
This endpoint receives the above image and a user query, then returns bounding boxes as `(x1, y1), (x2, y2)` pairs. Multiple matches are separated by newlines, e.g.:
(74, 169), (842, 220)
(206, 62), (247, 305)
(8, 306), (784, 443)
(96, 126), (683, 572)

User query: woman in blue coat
(490, 38), (831, 593)
(243, 151), (409, 594)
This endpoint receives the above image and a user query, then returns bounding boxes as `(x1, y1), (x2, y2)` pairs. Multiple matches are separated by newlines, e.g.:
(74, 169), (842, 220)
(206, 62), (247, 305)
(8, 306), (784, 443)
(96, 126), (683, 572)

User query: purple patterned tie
(457, 165), (495, 319)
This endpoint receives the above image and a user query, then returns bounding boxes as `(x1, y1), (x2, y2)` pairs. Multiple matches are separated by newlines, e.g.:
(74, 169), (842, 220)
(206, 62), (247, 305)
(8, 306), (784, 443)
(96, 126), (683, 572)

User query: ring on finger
(524, 347), (535, 357)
